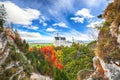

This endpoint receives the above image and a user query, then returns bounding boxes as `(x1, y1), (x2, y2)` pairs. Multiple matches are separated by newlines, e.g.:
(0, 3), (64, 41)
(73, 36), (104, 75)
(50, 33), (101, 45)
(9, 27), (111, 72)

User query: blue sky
(0, 0), (108, 42)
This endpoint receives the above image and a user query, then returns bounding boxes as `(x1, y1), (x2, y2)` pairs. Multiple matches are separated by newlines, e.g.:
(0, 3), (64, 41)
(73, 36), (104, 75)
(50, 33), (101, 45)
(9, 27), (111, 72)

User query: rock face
(30, 73), (52, 80)
(99, 59), (120, 80)
(77, 69), (94, 80)
(0, 19), (53, 80)
(78, 0), (120, 80)
(0, 27), (31, 79)
(0, 3), (34, 79)
(0, 4), (52, 80)
(88, 0), (120, 80)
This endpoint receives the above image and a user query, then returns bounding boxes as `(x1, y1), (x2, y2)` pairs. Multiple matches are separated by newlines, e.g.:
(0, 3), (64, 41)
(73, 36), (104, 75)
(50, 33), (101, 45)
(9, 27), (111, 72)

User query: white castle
(54, 33), (66, 46)
(54, 33), (73, 47)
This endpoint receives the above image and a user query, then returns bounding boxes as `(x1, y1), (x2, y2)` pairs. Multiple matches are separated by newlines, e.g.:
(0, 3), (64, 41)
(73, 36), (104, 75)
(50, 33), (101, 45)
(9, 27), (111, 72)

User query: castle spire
(56, 32), (59, 37)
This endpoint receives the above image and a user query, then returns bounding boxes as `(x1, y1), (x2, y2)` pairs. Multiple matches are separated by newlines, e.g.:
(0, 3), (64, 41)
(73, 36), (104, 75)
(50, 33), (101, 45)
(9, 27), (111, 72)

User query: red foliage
(29, 47), (34, 52)
(56, 63), (64, 70)
(40, 46), (63, 70)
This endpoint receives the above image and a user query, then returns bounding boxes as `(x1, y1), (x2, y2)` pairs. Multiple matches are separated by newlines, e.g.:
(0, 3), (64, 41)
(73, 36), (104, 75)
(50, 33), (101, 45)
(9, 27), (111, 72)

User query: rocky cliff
(0, 25), (31, 79)
(0, 4), (53, 80)
(92, 0), (120, 80)
(0, 17), (52, 80)
(78, 0), (120, 80)
(0, 4), (32, 79)
(0, 26), (53, 80)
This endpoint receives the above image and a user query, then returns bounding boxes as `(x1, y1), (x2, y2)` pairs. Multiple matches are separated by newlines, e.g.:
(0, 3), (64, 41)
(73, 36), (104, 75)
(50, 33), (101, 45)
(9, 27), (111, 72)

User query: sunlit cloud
(70, 17), (84, 23)
(71, 8), (94, 23)
(46, 27), (57, 32)
(75, 8), (94, 18)
(18, 30), (53, 41)
(87, 20), (104, 28)
(0, 1), (40, 25)
(53, 22), (68, 28)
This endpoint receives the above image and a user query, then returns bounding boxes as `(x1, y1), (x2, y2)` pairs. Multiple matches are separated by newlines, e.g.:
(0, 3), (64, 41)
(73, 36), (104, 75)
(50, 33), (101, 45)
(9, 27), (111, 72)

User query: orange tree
(27, 46), (68, 80)
(40, 46), (63, 70)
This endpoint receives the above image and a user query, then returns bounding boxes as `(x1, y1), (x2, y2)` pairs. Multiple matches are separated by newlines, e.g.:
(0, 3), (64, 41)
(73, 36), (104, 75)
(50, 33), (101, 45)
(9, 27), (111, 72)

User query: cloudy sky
(0, 0), (108, 42)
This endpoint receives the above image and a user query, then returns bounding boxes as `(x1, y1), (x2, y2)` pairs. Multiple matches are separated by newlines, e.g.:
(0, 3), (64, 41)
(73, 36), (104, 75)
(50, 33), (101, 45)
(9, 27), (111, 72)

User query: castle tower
(54, 33), (66, 46)
(72, 37), (74, 43)
(56, 32), (59, 37)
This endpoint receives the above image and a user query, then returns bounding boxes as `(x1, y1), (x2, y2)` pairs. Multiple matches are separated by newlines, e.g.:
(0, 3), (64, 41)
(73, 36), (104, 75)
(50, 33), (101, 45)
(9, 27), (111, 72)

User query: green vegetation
(26, 42), (95, 80)
(26, 47), (69, 80)
(61, 43), (94, 80)
(29, 43), (53, 48)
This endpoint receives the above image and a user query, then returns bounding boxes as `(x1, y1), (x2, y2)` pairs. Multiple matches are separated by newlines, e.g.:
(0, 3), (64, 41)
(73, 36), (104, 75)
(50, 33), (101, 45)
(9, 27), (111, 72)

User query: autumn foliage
(29, 46), (64, 70)
(40, 46), (63, 70)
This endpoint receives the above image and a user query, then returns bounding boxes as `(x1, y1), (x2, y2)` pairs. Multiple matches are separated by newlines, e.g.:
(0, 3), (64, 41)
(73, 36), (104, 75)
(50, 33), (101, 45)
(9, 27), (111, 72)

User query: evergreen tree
(0, 4), (6, 32)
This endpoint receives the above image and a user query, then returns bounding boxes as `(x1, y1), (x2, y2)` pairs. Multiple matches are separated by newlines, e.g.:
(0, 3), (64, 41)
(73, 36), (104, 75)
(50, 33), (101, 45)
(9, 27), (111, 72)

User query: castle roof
(54, 37), (66, 40)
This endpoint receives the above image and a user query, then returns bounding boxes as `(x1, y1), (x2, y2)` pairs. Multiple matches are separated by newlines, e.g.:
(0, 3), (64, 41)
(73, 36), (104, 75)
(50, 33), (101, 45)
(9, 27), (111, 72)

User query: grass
(29, 43), (53, 48)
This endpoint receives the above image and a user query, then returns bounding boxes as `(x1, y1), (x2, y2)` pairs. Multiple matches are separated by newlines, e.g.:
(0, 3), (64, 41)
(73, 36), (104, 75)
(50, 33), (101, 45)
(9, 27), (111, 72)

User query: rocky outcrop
(99, 59), (120, 80)
(78, 0), (120, 80)
(0, 4), (53, 79)
(0, 27), (31, 79)
(88, 0), (120, 80)
(0, 27), (53, 80)
(30, 73), (52, 80)
(77, 69), (94, 80)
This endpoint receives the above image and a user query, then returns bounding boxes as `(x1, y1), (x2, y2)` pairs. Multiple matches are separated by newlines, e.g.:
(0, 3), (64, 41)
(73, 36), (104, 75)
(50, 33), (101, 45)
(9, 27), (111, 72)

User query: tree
(62, 44), (94, 80)
(40, 46), (64, 70)
(54, 68), (68, 80)
(0, 4), (6, 31)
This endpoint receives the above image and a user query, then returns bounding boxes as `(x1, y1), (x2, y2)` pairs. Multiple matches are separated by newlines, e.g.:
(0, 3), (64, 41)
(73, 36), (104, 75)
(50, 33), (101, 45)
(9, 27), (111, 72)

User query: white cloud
(19, 30), (41, 38)
(48, 0), (75, 23)
(71, 8), (94, 23)
(86, 20), (105, 40)
(23, 25), (39, 30)
(46, 27), (57, 32)
(48, 0), (74, 15)
(43, 23), (47, 26)
(107, 0), (114, 3)
(70, 17), (84, 23)
(87, 29), (99, 40)
(55, 0), (74, 11)
(85, 19), (105, 40)
(85, 0), (107, 7)
(30, 26), (39, 30)
(53, 22), (68, 28)
(87, 20), (103, 28)
(61, 29), (94, 41)
(39, 16), (48, 26)
(75, 8), (94, 18)
(0, 1), (40, 25)
(18, 28), (98, 42)
(18, 30), (53, 41)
